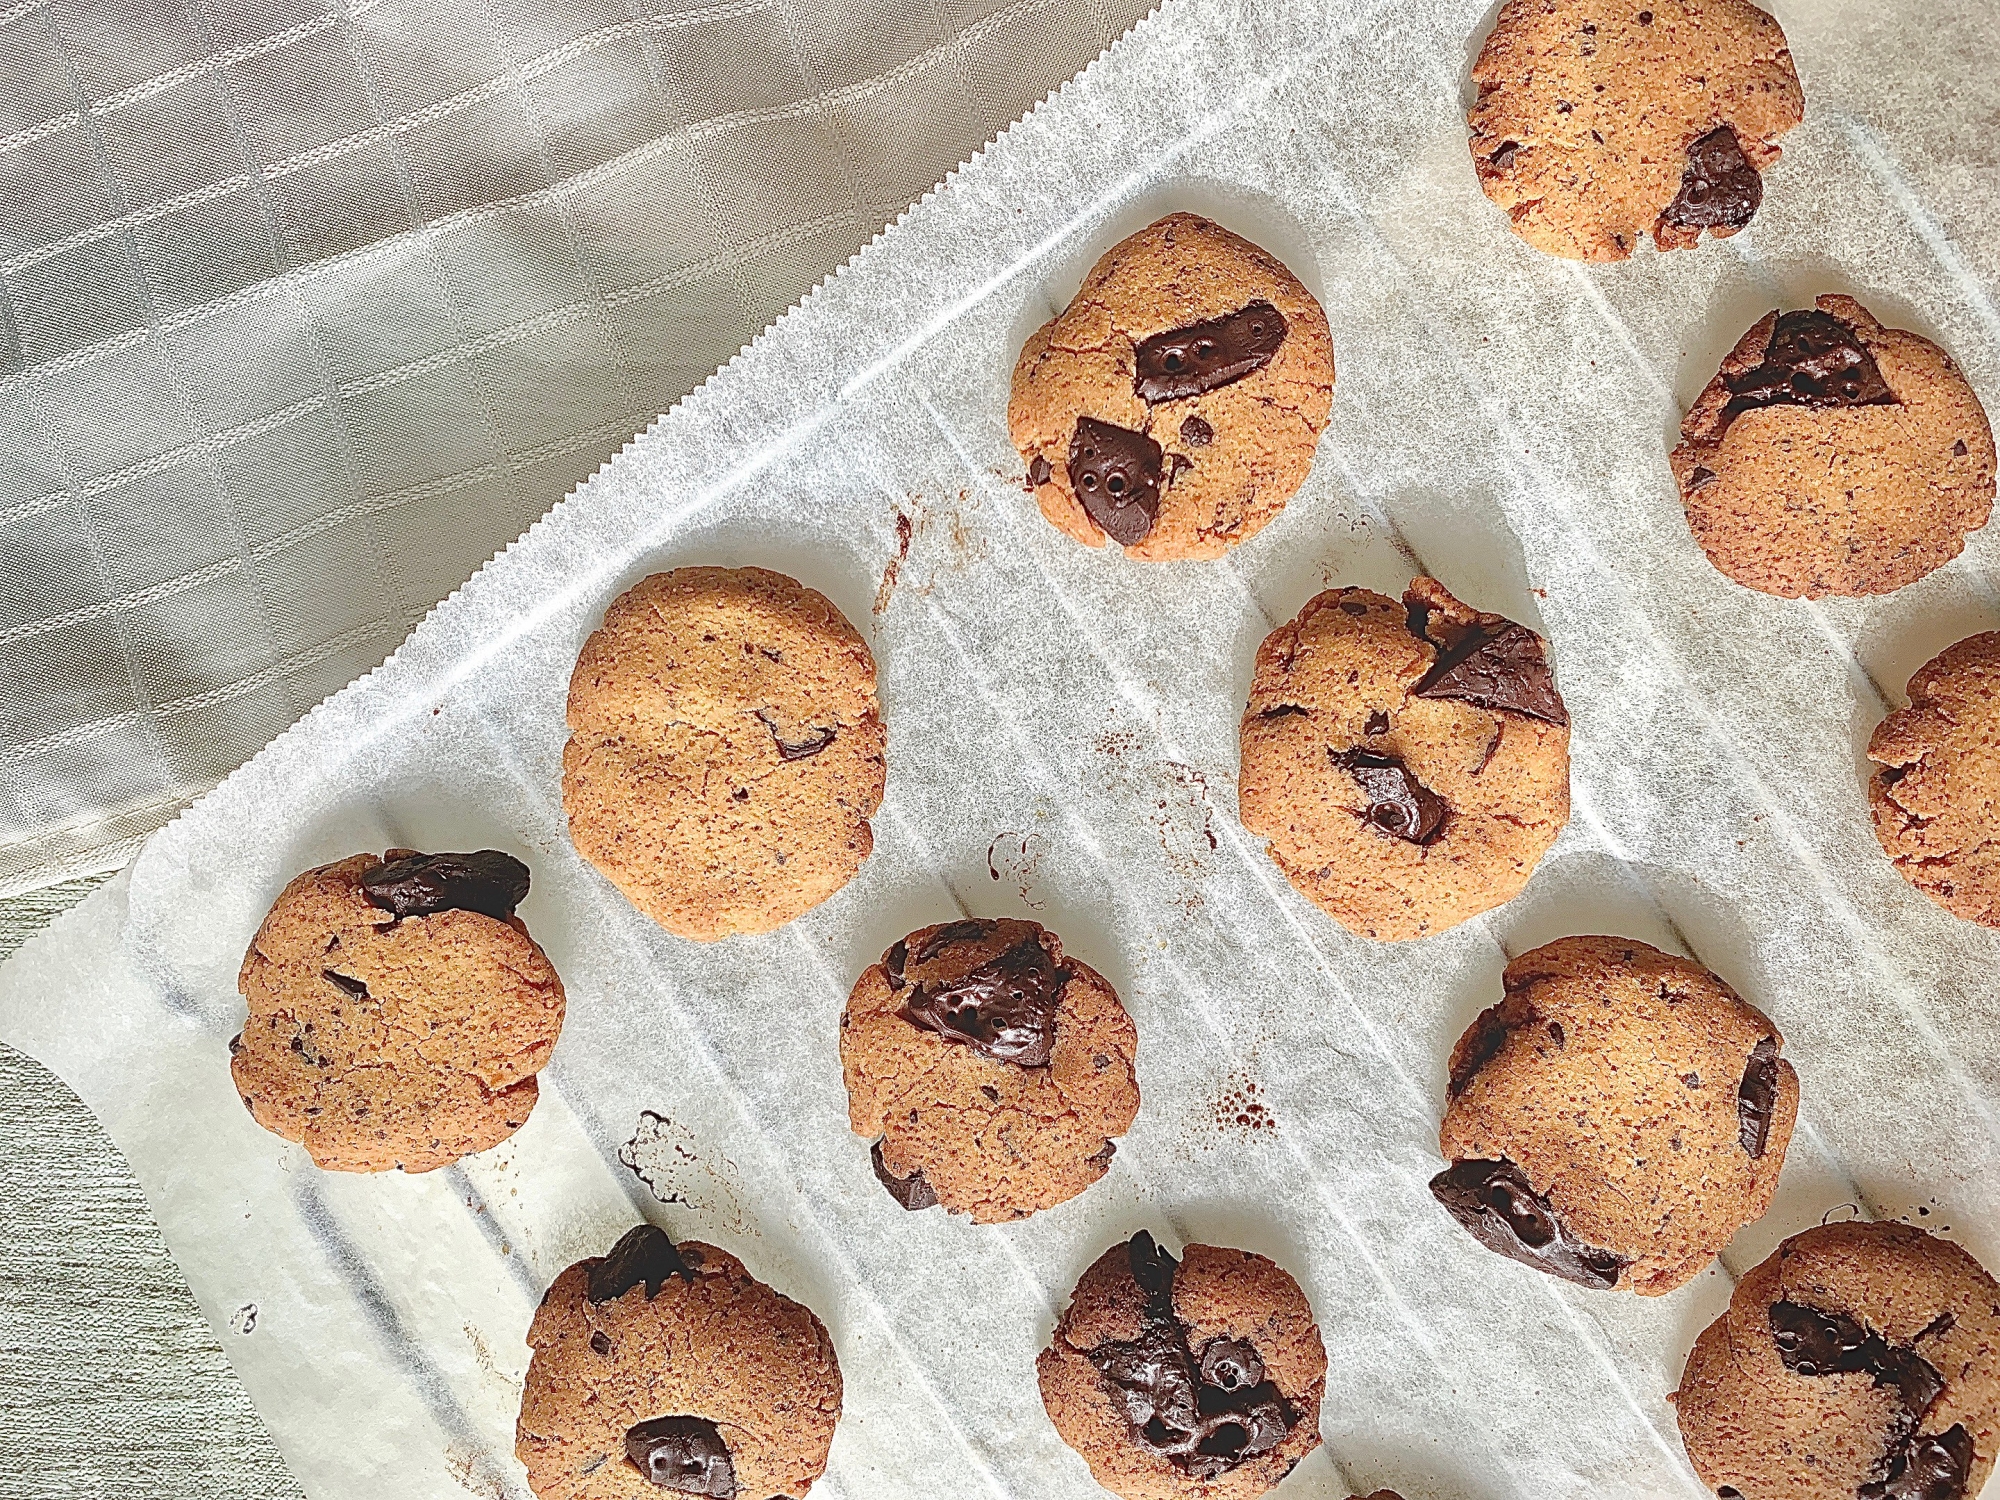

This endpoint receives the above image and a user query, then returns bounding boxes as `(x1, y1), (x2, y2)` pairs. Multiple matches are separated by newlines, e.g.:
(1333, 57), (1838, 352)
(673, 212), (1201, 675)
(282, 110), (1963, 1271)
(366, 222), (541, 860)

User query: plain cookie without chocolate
(563, 567), (886, 941)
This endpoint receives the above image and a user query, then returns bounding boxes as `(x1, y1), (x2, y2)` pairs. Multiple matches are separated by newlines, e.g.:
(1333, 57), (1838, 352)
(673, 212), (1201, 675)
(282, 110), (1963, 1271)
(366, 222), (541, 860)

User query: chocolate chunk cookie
(839, 918), (1140, 1222)
(1008, 213), (1334, 559)
(1470, 0), (1803, 260)
(563, 567), (887, 941)
(233, 850), (564, 1173)
(1867, 632), (2000, 927)
(1038, 1231), (1325, 1500)
(517, 1224), (842, 1499)
(1432, 936), (1797, 1294)
(1237, 576), (1570, 941)
(1674, 1221), (2000, 1500)
(1672, 296), (1997, 597)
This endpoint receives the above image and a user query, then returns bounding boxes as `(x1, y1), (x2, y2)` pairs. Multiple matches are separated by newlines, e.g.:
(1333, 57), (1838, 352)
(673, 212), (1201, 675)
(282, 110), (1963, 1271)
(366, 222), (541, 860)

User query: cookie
(1866, 632), (2000, 927)
(1673, 1221), (2000, 1500)
(1671, 296), (1997, 597)
(1237, 576), (1570, 941)
(1431, 936), (1798, 1295)
(516, 1224), (842, 1499)
(839, 917), (1140, 1222)
(1469, 0), (1803, 260)
(563, 567), (887, 941)
(1038, 1231), (1326, 1500)
(232, 850), (565, 1173)
(1007, 213), (1334, 560)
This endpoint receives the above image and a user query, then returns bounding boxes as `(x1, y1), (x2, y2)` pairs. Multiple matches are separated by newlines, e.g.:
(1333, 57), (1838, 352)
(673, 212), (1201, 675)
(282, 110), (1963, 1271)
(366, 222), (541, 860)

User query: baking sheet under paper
(5, 0), (2000, 1495)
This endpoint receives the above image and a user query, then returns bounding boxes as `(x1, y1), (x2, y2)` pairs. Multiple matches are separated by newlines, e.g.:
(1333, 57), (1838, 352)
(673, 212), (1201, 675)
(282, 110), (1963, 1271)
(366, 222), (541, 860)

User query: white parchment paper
(6, 0), (2000, 1496)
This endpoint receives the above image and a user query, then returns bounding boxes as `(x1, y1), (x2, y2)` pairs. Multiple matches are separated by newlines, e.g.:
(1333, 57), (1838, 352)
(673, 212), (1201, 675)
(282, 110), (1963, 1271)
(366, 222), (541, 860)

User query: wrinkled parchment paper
(6, 0), (2000, 1495)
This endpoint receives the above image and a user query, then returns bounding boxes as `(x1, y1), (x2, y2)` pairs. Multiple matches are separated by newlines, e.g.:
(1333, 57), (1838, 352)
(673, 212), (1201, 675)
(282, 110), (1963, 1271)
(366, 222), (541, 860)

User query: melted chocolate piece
(1068, 416), (1164, 546)
(1180, 415), (1214, 447)
(1737, 1037), (1781, 1158)
(1862, 1425), (1973, 1500)
(1414, 622), (1569, 725)
(1260, 703), (1309, 720)
(323, 969), (369, 1000)
(1430, 1158), (1626, 1289)
(1770, 1301), (1945, 1416)
(1028, 454), (1052, 487)
(870, 1138), (939, 1211)
(1449, 1005), (1512, 1096)
(754, 708), (835, 761)
(1490, 140), (1519, 170)
(359, 850), (530, 920)
(1727, 310), (1896, 413)
(624, 1416), (736, 1497)
(1134, 301), (1289, 403)
(1085, 1232), (1298, 1479)
(896, 929), (1068, 1067)
(587, 1225), (698, 1303)
(1661, 125), (1761, 234)
(1331, 749), (1448, 844)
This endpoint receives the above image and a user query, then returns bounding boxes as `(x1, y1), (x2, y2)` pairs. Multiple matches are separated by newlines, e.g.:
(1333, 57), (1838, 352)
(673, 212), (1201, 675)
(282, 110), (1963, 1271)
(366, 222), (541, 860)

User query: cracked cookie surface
(1007, 213), (1334, 560)
(233, 850), (565, 1173)
(1238, 576), (1570, 940)
(563, 567), (886, 941)
(1672, 295), (1996, 598)
(1867, 631), (2000, 927)
(517, 1226), (842, 1500)
(839, 918), (1139, 1222)
(1470, 0), (1803, 260)
(1674, 1221), (2000, 1500)
(1038, 1231), (1325, 1500)
(1436, 936), (1797, 1295)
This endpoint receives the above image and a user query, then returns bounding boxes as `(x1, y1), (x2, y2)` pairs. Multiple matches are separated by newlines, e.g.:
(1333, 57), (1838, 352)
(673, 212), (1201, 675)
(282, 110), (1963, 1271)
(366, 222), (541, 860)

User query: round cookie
(1866, 632), (2000, 927)
(1671, 296), (1997, 597)
(1038, 1231), (1326, 1500)
(1469, 0), (1803, 260)
(1007, 212), (1334, 560)
(1237, 576), (1570, 941)
(517, 1225), (841, 1499)
(1432, 935), (1798, 1295)
(1673, 1221), (2000, 1500)
(563, 567), (886, 941)
(839, 917), (1139, 1222)
(233, 849), (564, 1173)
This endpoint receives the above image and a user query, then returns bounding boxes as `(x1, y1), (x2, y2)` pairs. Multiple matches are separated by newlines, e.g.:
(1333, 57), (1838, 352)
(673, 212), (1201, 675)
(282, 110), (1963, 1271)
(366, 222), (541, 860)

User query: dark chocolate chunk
(1180, 415), (1214, 447)
(1133, 301), (1289, 403)
(1688, 465), (1719, 491)
(1331, 749), (1448, 844)
(1771, 1300), (1947, 1418)
(1450, 1004), (1512, 1096)
(323, 969), (369, 1000)
(1737, 1037), (1780, 1158)
(754, 708), (836, 762)
(1028, 454), (1053, 487)
(1260, 703), (1308, 720)
(1364, 710), (1389, 735)
(587, 1225), (698, 1303)
(624, 1416), (736, 1496)
(1415, 622), (1568, 725)
(1727, 309), (1896, 414)
(1862, 1424), (1973, 1500)
(896, 929), (1068, 1068)
(1068, 416), (1163, 546)
(359, 850), (530, 921)
(1086, 1139), (1118, 1166)
(1661, 125), (1761, 234)
(1085, 1232), (1298, 1479)
(1429, 1158), (1626, 1289)
(590, 1331), (613, 1356)
(1490, 141), (1519, 170)
(870, 1138), (939, 1211)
